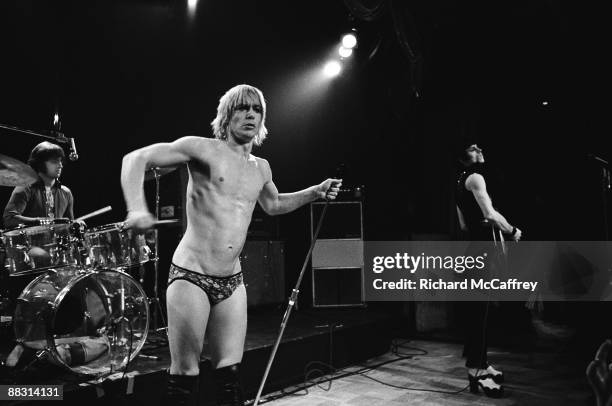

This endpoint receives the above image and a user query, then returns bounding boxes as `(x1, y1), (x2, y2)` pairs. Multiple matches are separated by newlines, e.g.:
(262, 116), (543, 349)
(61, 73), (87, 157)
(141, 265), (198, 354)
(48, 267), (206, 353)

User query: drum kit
(0, 151), (175, 378)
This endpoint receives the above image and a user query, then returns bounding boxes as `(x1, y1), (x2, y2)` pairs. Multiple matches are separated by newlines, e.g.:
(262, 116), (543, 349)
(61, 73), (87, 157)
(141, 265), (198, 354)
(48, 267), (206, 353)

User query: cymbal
(144, 166), (178, 181)
(0, 153), (38, 187)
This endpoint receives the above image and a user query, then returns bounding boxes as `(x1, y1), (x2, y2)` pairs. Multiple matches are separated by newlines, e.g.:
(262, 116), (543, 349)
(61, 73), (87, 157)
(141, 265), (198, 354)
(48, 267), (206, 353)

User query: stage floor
(260, 339), (592, 406)
(1, 308), (593, 405)
(0, 306), (394, 405)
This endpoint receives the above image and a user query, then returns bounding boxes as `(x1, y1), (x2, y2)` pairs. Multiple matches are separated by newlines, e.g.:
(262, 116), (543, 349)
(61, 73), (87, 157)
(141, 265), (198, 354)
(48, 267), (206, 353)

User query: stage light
(188, 0), (198, 12)
(342, 32), (357, 49)
(542, 101), (549, 106)
(323, 61), (342, 78)
(338, 47), (353, 58)
(338, 46), (353, 58)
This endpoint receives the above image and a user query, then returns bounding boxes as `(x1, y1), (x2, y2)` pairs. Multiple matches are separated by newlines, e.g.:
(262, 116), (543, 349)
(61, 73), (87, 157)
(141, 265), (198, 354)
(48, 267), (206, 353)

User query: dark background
(0, 0), (609, 344)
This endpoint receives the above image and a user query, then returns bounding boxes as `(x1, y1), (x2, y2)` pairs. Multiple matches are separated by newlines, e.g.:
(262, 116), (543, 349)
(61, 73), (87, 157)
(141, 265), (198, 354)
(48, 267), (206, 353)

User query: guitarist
(455, 142), (522, 398)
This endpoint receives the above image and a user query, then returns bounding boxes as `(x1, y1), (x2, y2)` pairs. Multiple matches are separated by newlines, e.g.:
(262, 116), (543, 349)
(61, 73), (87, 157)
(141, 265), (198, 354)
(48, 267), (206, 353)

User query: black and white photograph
(0, 1), (609, 405)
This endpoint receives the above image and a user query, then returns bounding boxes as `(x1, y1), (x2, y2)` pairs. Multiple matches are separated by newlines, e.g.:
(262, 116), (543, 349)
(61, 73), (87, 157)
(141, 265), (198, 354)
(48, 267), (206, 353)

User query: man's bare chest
(191, 157), (264, 201)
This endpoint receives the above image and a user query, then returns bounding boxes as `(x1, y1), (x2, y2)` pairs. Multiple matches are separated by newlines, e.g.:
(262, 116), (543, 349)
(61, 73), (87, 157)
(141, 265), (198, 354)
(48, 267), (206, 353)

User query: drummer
(3, 141), (75, 229)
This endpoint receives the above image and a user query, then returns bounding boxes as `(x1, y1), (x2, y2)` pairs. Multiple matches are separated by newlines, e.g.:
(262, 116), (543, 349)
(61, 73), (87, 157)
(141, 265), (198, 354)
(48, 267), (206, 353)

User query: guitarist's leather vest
(456, 164), (492, 241)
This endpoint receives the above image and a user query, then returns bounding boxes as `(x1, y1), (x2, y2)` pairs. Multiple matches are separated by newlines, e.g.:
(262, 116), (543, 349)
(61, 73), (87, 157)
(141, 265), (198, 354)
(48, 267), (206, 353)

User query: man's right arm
(3, 187), (41, 228)
(466, 173), (522, 241)
(121, 136), (204, 229)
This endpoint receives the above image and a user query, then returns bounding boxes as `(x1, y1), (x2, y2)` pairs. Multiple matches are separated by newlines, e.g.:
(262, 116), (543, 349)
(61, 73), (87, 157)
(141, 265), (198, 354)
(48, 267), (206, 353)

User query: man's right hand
(512, 227), (522, 242)
(125, 210), (156, 233)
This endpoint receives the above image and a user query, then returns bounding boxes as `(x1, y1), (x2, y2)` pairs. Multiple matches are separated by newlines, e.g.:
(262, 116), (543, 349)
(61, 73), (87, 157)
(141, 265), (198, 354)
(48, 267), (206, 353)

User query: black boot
(162, 372), (198, 406)
(213, 363), (244, 406)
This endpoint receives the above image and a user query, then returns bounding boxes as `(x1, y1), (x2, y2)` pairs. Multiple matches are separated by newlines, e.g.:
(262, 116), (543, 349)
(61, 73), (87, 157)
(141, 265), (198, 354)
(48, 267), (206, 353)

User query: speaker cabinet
(310, 201), (363, 239)
(310, 202), (364, 307)
(241, 240), (285, 308)
(312, 267), (364, 307)
(312, 239), (363, 268)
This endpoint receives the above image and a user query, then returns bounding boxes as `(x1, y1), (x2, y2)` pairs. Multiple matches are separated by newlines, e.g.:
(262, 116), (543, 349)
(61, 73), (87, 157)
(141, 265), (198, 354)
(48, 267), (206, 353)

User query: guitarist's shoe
(468, 370), (504, 398)
(486, 364), (504, 383)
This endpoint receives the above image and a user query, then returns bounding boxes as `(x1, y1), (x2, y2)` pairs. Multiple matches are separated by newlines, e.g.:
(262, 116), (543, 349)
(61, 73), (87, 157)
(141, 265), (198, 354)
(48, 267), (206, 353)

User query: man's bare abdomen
(170, 210), (252, 277)
(173, 150), (264, 276)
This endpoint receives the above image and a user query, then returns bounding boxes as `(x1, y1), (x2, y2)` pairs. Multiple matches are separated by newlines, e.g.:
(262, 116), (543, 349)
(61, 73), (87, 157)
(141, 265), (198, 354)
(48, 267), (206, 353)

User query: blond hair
(211, 84), (268, 146)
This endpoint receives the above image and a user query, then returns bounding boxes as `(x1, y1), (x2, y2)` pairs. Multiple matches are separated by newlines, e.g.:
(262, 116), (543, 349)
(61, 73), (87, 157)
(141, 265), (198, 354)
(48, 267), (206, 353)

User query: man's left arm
(257, 159), (342, 216)
(67, 189), (75, 220)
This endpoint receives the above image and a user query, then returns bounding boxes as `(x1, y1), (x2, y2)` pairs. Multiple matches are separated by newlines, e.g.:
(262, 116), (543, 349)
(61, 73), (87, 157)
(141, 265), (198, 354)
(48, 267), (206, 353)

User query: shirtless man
(121, 84), (341, 406)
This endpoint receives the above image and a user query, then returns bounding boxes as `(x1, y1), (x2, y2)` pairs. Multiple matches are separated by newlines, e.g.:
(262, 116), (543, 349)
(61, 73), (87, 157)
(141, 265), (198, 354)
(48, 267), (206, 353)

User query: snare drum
(2, 219), (81, 276)
(12, 266), (149, 376)
(83, 223), (151, 270)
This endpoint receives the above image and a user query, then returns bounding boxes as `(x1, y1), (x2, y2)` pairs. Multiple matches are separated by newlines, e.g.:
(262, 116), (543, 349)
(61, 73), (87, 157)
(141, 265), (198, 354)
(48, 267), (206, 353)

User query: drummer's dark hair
(27, 142), (65, 173)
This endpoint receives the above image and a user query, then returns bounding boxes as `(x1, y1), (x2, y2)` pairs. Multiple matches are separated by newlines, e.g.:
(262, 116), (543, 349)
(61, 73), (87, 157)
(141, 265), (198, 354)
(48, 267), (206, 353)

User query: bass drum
(0, 233), (11, 351)
(12, 266), (149, 376)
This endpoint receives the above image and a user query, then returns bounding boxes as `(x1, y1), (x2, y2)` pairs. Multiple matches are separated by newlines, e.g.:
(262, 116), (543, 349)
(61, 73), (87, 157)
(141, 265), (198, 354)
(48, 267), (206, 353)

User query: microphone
(335, 163), (346, 179)
(50, 113), (78, 161)
(68, 137), (78, 161)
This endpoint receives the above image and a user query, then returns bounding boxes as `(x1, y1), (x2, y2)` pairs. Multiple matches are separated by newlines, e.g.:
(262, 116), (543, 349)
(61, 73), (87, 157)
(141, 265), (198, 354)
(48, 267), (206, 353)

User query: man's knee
(170, 362), (200, 376)
(213, 355), (243, 370)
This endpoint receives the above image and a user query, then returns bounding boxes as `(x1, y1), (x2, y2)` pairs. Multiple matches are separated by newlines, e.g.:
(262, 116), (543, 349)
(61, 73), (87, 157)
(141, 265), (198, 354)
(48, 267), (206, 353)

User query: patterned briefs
(168, 263), (244, 306)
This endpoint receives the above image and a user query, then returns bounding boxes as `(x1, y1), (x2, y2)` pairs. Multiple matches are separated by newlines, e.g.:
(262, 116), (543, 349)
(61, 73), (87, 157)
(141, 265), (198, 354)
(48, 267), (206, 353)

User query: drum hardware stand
(110, 282), (129, 371)
(148, 168), (166, 333)
(20, 348), (52, 372)
(253, 199), (331, 406)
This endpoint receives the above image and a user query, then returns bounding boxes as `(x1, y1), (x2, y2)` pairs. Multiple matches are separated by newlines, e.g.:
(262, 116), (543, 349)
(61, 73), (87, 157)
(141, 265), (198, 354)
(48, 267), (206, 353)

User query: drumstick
(154, 219), (180, 226)
(75, 206), (112, 222)
(119, 218), (180, 230)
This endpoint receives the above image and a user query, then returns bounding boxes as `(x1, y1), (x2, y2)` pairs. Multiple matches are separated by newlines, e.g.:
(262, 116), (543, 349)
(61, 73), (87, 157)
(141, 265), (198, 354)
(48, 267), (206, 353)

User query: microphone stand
(253, 198), (330, 406)
(589, 154), (610, 240)
(149, 168), (166, 332)
(0, 122), (76, 159)
(0, 123), (62, 141)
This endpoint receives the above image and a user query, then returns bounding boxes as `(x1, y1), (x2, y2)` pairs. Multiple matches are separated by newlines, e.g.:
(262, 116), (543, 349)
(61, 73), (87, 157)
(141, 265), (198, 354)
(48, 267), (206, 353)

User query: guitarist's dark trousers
(459, 229), (498, 369)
